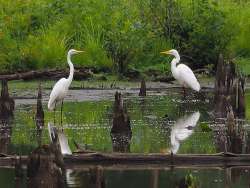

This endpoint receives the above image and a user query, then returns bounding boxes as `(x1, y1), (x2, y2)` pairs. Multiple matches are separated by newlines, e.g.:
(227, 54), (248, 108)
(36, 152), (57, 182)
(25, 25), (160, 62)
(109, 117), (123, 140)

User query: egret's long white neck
(171, 53), (180, 77)
(67, 52), (74, 83)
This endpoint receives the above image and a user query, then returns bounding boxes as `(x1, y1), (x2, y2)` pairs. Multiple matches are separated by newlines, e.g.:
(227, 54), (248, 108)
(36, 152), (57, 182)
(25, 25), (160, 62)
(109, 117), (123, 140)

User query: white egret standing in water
(161, 49), (200, 95)
(48, 49), (84, 123)
(170, 112), (200, 154)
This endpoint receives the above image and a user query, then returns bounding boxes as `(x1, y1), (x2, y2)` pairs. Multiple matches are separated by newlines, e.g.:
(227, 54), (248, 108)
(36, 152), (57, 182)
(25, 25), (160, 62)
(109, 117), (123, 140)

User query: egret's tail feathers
(192, 82), (201, 92)
(48, 99), (55, 111)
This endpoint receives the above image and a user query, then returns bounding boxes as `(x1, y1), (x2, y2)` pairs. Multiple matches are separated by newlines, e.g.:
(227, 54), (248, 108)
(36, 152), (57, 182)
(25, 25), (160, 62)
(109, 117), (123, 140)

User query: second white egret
(161, 49), (200, 95)
(48, 49), (84, 123)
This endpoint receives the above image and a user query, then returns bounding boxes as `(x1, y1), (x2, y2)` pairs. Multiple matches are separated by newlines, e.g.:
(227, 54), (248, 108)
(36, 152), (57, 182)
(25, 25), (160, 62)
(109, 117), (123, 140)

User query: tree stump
(27, 145), (65, 188)
(139, 79), (146, 96)
(214, 54), (245, 118)
(35, 83), (44, 130)
(111, 92), (132, 152)
(0, 80), (14, 120)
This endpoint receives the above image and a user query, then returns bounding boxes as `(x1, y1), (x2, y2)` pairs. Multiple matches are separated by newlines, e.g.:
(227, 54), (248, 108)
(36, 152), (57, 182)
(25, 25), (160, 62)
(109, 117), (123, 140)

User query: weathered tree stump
(215, 105), (245, 154)
(0, 80), (14, 119)
(0, 80), (14, 154)
(139, 79), (146, 96)
(111, 92), (131, 134)
(0, 125), (11, 154)
(214, 54), (245, 118)
(111, 92), (132, 152)
(27, 145), (65, 188)
(35, 83), (44, 130)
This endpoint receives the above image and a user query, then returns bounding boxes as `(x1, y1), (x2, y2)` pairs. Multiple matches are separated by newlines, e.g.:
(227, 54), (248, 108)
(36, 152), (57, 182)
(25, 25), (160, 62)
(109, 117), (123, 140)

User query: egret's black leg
(60, 102), (63, 125)
(54, 102), (57, 125)
(182, 87), (186, 98)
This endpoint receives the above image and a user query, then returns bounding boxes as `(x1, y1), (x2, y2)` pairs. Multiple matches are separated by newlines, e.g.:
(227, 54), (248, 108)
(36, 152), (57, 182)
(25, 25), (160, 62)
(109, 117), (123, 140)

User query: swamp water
(1, 84), (250, 187)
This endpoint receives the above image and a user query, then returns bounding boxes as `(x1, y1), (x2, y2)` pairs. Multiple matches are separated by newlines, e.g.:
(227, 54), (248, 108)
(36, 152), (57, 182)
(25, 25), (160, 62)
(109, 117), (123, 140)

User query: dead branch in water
(2, 152), (250, 168)
(0, 68), (93, 81)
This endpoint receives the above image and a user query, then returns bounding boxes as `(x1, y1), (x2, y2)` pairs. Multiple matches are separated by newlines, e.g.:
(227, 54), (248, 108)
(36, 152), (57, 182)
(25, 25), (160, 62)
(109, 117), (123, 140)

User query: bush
(0, 0), (249, 77)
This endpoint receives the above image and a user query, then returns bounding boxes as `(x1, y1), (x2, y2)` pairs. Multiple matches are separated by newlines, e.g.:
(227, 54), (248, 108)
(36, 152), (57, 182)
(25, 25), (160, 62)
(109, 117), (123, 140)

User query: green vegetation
(0, 0), (249, 77)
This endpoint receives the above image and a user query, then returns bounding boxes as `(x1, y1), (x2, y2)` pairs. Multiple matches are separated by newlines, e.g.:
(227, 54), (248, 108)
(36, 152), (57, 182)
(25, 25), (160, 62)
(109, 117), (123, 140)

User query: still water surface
(1, 87), (250, 187)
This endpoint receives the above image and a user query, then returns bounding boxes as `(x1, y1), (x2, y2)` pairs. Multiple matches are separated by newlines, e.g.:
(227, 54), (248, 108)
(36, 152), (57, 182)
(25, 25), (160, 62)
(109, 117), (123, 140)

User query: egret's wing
(58, 130), (72, 155)
(48, 78), (67, 110)
(177, 64), (200, 91)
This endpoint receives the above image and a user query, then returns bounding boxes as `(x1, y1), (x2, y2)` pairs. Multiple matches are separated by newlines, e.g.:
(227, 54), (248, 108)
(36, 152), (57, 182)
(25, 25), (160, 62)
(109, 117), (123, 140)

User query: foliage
(0, 0), (249, 76)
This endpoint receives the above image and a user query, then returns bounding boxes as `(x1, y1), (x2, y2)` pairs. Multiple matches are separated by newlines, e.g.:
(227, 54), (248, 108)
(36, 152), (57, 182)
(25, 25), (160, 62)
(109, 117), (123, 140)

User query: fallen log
(0, 68), (93, 81)
(2, 152), (250, 168)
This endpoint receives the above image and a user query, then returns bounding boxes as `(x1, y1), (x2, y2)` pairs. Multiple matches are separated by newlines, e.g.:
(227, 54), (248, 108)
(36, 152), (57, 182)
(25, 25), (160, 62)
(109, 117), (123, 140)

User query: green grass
(0, 0), (250, 76)
(235, 58), (250, 76)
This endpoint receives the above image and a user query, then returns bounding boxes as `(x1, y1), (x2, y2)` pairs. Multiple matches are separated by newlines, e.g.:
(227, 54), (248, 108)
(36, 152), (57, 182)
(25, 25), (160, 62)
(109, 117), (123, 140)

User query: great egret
(161, 49), (200, 95)
(170, 112), (200, 154)
(48, 122), (72, 155)
(48, 49), (84, 123)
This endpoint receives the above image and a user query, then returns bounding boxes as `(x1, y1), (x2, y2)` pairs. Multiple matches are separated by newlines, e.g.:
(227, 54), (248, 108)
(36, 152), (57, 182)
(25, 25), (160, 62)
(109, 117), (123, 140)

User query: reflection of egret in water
(170, 112), (200, 154)
(48, 122), (72, 155)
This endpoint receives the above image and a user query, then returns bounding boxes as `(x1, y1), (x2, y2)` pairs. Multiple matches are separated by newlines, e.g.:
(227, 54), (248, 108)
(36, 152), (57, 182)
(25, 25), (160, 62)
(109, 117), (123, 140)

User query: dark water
(1, 88), (250, 187)
(2, 166), (250, 188)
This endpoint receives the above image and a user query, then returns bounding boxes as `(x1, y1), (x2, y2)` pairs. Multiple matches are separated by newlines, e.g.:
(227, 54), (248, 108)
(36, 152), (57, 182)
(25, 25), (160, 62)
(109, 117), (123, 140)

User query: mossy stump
(214, 54), (245, 118)
(139, 79), (146, 96)
(111, 92), (132, 152)
(0, 80), (14, 120)
(35, 83), (44, 129)
(27, 145), (65, 188)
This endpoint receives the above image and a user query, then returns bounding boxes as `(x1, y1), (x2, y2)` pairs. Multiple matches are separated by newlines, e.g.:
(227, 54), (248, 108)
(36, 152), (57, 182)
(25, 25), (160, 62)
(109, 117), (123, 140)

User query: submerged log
(2, 153), (250, 168)
(0, 80), (14, 119)
(0, 68), (92, 81)
(214, 54), (245, 118)
(111, 92), (132, 152)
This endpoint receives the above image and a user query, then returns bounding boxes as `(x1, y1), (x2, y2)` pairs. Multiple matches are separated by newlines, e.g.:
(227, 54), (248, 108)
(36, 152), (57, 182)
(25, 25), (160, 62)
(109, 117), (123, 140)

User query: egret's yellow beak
(76, 50), (84, 53)
(160, 50), (170, 55)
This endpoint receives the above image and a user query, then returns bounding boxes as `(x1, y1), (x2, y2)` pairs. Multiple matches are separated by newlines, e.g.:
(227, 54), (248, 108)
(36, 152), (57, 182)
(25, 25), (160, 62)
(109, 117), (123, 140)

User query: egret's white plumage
(161, 49), (200, 92)
(48, 49), (84, 111)
(170, 112), (200, 154)
(48, 122), (72, 155)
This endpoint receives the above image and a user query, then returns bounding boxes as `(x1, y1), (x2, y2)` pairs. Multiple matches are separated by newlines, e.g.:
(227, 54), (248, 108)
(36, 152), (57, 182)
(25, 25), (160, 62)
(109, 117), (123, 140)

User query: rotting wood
(35, 83), (44, 130)
(111, 92), (132, 152)
(0, 80), (15, 119)
(1, 153), (250, 168)
(214, 54), (245, 118)
(139, 79), (146, 96)
(26, 145), (65, 188)
(111, 92), (131, 134)
(0, 68), (93, 81)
